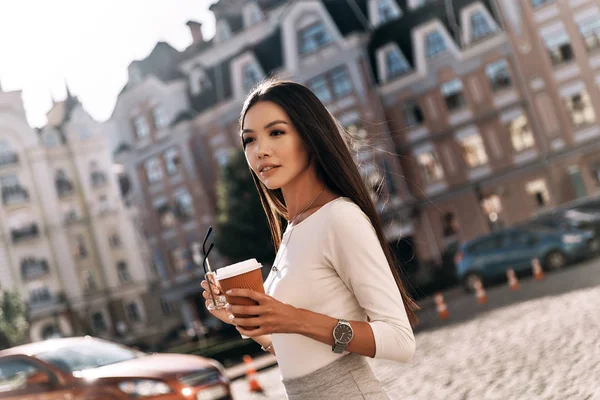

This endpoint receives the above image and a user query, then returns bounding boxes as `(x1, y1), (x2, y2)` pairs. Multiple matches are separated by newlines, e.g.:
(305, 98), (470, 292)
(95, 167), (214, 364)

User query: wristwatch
(332, 319), (354, 354)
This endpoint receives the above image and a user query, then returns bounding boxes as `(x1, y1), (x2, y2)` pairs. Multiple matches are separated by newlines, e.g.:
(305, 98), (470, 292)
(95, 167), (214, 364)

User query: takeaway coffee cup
(216, 259), (264, 331)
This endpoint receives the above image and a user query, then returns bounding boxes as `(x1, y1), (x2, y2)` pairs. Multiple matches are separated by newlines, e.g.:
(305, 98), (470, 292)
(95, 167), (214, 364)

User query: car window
(511, 231), (537, 246)
(0, 359), (39, 393)
(469, 234), (505, 253)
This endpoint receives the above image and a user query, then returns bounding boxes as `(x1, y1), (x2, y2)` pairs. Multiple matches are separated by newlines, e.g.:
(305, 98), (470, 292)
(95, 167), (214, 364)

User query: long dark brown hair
(239, 78), (419, 325)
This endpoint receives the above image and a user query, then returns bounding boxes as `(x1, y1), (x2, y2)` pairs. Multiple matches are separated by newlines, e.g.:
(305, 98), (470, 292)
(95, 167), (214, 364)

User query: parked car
(455, 226), (598, 292)
(0, 336), (232, 399)
(528, 208), (600, 238)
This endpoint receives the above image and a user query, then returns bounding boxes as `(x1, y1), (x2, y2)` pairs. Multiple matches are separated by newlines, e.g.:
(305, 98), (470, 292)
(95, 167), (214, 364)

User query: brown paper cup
(216, 259), (264, 330)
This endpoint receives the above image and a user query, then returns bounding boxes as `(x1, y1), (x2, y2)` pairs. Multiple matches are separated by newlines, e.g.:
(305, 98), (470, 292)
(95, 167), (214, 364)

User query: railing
(0, 153), (19, 167)
(11, 223), (39, 243)
(2, 186), (29, 205)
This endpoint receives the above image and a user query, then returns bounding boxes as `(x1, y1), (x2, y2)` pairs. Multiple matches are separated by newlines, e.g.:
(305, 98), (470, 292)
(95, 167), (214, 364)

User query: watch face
(334, 323), (353, 344)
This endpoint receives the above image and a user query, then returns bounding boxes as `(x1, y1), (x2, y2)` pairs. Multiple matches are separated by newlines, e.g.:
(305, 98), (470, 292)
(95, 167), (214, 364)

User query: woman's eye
(271, 130), (284, 136)
(242, 137), (254, 147)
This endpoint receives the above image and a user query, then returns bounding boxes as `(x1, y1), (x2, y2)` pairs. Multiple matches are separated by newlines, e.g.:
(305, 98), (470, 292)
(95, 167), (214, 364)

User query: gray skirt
(282, 353), (390, 400)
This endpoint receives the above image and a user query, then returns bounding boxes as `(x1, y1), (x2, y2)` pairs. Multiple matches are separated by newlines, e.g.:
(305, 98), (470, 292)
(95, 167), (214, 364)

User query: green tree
(214, 150), (275, 266)
(0, 290), (29, 348)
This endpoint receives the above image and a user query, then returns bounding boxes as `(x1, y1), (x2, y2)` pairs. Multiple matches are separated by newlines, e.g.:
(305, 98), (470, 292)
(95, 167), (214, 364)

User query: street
(231, 258), (600, 399)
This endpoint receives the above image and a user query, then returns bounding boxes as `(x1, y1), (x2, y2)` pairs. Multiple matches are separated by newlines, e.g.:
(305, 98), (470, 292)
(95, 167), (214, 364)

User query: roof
(0, 337), (98, 358)
(367, 0), (498, 83)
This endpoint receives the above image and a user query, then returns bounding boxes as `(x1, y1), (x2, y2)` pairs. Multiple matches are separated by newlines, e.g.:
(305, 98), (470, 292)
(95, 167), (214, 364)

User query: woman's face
(242, 101), (312, 190)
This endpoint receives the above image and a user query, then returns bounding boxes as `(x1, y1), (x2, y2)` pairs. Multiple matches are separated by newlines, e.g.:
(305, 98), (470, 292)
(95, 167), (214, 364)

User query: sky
(0, 0), (217, 128)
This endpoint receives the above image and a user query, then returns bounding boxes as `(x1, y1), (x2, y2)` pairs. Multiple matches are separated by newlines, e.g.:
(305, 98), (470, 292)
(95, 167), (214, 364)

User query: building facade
(109, 0), (600, 314)
(0, 86), (164, 346)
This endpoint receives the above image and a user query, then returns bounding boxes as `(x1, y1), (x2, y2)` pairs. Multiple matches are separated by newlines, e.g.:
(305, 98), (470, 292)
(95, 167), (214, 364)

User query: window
(441, 79), (466, 112)
(480, 194), (505, 230)
(377, 0), (400, 24)
(117, 261), (131, 283)
(526, 179), (550, 208)
(308, 76), (332, 103)
(486, 60), (512, 92)
(425, 31), (447, 58)
(174, 189), (195, 221)
(470, 11), (495, 42)
(83, 270), (97, 292)
(144, 157), (163, 184)
(578, 18), (600, 53)
(531, 0), (552, 7)
(109, 232), (121, 248)
(164, 148), (180, 175)
(161, 299), (174, 316)
(458, 133), (488, 167)
(133, 115), (150, 139)
(544, 33), (574, 66)
(403, 100), (424, 126)
(508, 114), (535, 152)
(155, 200), (175, 228)
(242, 63), (262, 94)
(386, 50), (410, 79)
(411, 0), (436, 9)
(125, 302), (142, 323)
(442, 211), (459, 238)
(1, 174), (28, 205)
(30, 287), (51, 304)
(0, 140), (17, 166)
(170, 247), (188, 272)
(0, 359), (41, 393)
(92, 312), (107, 332)
(216, 20), (232, 42)
(565, 91), (596, 127)
(74, 235), (88, 258)
(152, 106), (168, 129)
(417, 151), (445, 183)
(298, 23), (332, 54)
(245, 3), (263, 26)
(331, 67), (353, 98)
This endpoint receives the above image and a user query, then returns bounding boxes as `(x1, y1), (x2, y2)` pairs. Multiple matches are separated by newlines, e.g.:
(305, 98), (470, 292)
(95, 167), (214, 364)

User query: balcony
(2, 186), (29, 206)
(21, 259), (50, 281)
(28, 291), (67, 319)
(91, 171), (107, 188)
(11, 223), (40, 243)
(56, 179), (74, 198)
(0, 152), (19, 168)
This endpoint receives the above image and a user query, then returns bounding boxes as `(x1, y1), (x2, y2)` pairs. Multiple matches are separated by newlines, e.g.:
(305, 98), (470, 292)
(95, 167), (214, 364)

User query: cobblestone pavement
(231, 260), (600, 399)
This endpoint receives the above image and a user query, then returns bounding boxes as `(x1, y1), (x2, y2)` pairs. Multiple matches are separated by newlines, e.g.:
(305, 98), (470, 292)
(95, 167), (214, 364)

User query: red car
(0, 336), (233, 399)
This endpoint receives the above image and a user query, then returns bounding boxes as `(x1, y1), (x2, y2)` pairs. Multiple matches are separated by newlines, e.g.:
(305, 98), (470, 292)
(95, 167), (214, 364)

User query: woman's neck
(281, 173), (337, 223)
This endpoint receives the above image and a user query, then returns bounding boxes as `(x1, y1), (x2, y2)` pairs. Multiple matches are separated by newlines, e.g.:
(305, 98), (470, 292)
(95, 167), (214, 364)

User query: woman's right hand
(201, 276), (233, 325)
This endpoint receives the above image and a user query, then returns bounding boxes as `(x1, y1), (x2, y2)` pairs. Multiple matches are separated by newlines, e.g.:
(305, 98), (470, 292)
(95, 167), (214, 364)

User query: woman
(201, 79), (418, 399)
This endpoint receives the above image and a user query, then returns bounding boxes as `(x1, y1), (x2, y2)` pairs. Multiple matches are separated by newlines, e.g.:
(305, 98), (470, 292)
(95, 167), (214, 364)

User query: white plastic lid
(216, 258), (262, 280)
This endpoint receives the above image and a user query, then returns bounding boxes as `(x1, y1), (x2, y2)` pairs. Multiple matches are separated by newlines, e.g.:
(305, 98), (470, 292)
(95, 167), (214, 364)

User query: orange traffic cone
(532, 258), (544, 280)
(434, 292), (450, 320)
(474, 278), (488, 304)
(243, 355), (264, 393)
(506, 268), (520, 291)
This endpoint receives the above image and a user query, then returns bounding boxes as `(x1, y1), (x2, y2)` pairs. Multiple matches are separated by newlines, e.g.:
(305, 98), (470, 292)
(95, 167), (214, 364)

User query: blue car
(455, 226), (598, 292)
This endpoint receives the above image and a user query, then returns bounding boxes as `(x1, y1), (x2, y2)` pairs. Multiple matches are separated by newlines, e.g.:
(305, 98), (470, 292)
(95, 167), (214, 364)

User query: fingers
(231, 316), (263, 327)
(227, 304), (263, 315)
(226, 289), (267, 302)
(201, 279), (221, 295)
(236, 326), (266, 338)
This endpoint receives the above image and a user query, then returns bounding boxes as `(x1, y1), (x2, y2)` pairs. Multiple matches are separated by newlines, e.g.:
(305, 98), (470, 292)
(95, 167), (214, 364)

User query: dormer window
(189, 66), (211, 96)
(133, 115), (150, 139)
(425, 31), (448, 58)
(385, 49), (411, 79)
(243, 2), (264, 27)
(371, 0), (401, 26)
(242, 62), (262, 94)
(470, 11), (496, 42)
(216, 20), (232, 42)
(298, 22), (332, 55)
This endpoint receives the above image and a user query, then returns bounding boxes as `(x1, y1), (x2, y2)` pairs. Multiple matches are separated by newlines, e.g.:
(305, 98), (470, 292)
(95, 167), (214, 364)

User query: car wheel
(463, 272), (483, 294)
(544, 250), (566, 271)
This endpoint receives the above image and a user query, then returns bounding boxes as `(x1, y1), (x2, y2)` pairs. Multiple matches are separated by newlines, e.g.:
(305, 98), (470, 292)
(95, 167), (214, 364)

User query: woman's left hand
(225, 289), (303, 337)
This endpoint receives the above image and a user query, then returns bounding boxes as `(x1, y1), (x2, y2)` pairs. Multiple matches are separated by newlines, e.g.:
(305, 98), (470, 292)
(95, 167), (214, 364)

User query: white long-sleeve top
(264, 197), (415, 380)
